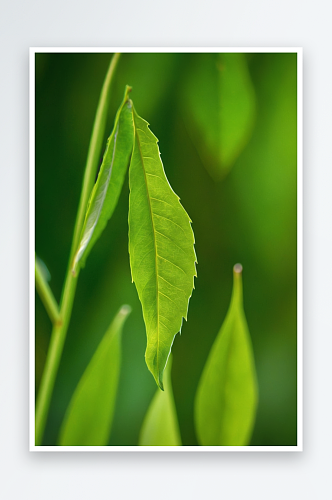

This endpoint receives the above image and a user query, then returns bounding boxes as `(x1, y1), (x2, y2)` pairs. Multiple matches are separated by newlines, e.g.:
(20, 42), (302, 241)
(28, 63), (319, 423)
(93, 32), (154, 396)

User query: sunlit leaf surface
(58, 305), (131, 446)
(72, 87), (134, 274)
(139, 355), (181, 446)
(195, 265), (258, 446)
(184, 53), (255, 180)
(128, 106), (197, 389)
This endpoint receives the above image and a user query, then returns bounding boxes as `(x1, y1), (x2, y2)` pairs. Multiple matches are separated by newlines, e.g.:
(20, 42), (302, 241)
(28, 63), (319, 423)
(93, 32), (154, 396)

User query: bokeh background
(35, 52), (297, 446)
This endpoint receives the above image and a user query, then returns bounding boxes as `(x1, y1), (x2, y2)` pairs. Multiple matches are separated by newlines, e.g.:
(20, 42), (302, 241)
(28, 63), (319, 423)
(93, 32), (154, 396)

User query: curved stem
(35, 53), (121, 446)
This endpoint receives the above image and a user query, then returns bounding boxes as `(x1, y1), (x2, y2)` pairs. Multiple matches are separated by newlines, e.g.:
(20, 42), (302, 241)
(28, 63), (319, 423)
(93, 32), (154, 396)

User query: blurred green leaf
(195, 264), (258, 445)
(139, 355), (181, 446)
(72, 86), (134, 274)
(58, 305), (131, 446)
(128, 106), (197, 390)
(35, 254), (51, 282)
(184, 53), (255, 180)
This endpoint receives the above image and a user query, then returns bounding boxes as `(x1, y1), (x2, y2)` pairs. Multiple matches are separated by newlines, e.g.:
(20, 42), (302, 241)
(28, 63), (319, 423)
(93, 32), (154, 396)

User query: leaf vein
(159, 275), (185, 293)
(159, 320), (172, 333)
(150, 197), (174, 209)
(153, 212), (187, 235)
(134, 121), (161, 377)
(157, 254), (188, 276)
(146, 173), (164, 181)
(158, 290), (180, 308)
(155, 230), (187, 256)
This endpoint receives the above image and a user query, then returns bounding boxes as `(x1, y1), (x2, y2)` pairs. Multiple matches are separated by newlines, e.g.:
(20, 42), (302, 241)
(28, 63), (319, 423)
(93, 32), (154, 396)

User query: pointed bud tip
(125, 86), (132, 99)
(233, 263), (243, 274)
(120, 304), (132, 316)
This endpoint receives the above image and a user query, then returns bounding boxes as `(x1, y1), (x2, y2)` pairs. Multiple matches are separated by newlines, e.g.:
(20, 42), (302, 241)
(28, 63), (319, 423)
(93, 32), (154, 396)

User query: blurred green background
(35, 52), (297, 446)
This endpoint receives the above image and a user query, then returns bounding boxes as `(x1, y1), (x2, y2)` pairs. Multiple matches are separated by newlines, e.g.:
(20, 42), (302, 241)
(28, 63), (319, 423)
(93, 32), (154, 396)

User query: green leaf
(195, 264), (258, 446)
(139, 355), (181, 446)
(35, 253), (61, 326)
(128, 106), (197, 390)
(72, 86), (134, 274)
(58, 305), (131, 446)
(184, 53), (255, 180)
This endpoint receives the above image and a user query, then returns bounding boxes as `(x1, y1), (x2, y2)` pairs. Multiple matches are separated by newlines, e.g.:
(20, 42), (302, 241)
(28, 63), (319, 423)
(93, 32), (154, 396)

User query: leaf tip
(158, 375), (164, 391)
(119, 304), (132, 317)
(150, 365), (165, 391)
(231, 263), (243, 308)
(233, 263), (243, 274)
(233, 263), (243, 288)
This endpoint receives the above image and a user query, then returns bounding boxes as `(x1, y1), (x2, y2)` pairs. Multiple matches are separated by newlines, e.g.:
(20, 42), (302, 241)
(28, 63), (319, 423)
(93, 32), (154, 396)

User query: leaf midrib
(134, 121), (161, 381)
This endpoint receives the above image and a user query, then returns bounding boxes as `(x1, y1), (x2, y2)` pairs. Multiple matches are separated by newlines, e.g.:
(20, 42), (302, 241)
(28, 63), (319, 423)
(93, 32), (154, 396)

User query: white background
(1, 0), (330, 498)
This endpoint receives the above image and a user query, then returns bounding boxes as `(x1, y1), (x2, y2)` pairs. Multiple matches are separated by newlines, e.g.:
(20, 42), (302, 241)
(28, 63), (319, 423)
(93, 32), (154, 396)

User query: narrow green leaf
(139, 355), (181, 446)
(58, 305), (131, 446)
(128, 106), (197, 389)
(35, 254), (51, 282)
(184, 53), (255, 180)
(195, 264), (258, 446)
(72, 86), (134, 274)
(35, 254), (61, 326)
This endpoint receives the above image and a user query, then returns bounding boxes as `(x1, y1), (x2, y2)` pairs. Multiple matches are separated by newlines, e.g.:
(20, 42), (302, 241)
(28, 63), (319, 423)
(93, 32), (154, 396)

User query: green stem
(35, 255), (61, 326)
(35, 53), (121, 446)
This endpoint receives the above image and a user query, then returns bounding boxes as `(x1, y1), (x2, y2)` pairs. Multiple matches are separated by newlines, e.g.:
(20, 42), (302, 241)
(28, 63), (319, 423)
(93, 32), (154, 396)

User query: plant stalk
(35, 53), (121, 446)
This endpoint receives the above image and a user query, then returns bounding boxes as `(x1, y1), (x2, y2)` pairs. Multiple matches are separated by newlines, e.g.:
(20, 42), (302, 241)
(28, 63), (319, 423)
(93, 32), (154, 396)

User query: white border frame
(29, 47), (303, 452)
